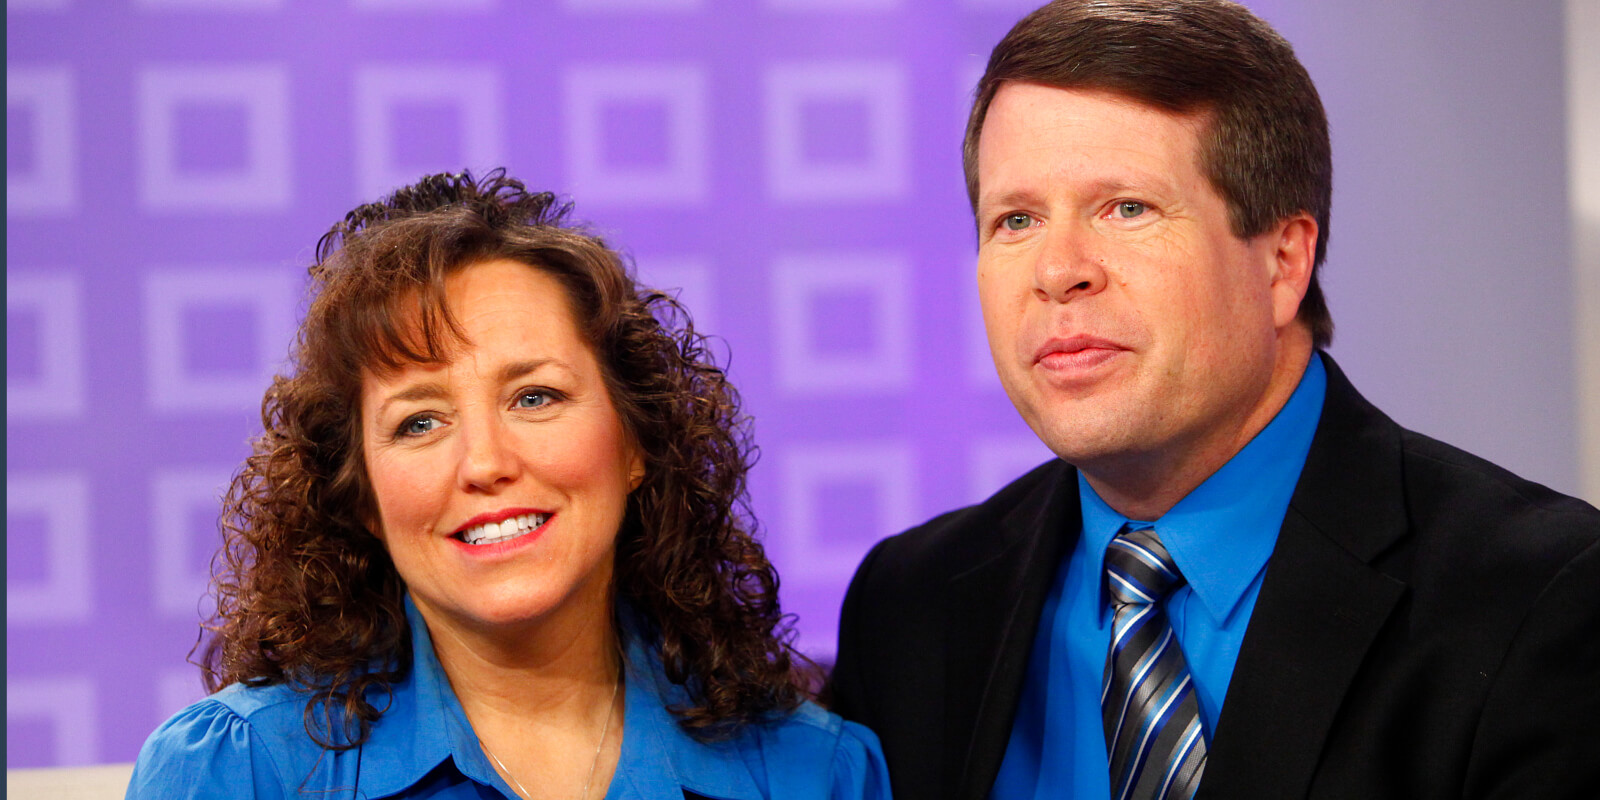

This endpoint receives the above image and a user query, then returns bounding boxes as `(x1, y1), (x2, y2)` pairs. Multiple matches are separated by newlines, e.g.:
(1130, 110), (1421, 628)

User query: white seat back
(6, 763), (136, 800)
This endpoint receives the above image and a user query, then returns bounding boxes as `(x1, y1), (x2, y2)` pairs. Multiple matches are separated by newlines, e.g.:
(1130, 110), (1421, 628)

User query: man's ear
(1267, 212), (1318, 330)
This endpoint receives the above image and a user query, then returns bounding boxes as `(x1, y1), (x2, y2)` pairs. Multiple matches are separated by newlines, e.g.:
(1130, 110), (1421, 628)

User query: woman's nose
(455, 417), (518, 492)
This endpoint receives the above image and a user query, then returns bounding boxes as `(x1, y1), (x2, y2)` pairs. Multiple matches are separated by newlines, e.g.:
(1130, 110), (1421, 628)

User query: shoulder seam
(227, 697), (294, 797)
(1405, 443), (1598, 518)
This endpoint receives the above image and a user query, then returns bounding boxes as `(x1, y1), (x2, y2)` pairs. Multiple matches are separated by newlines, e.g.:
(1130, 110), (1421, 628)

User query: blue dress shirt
(128, 597), (891, 800)
(992, 354), (1326, 799)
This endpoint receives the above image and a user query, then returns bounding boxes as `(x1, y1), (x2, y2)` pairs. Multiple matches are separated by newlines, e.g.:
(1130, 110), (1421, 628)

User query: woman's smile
(360, 259), (644, 635)
(452, 509), (552, 546)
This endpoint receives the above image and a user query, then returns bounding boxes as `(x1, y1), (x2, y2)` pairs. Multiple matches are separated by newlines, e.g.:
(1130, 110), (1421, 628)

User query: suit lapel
(945, 461), (1080, 800)
(1200, 355), (1411, 798)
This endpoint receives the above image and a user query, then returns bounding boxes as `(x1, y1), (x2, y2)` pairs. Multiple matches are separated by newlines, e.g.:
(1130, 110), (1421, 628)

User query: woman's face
(359, 259), (643, 639)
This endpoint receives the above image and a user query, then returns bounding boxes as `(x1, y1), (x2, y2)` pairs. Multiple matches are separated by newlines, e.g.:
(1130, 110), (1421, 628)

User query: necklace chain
(480, 674), (620, 800)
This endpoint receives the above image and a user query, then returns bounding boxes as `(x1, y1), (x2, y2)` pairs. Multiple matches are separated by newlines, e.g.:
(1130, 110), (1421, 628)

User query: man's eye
(399, 415), (438, 436)
(1002, 213), (1033, 231)
(1115, 201), (1147, 218)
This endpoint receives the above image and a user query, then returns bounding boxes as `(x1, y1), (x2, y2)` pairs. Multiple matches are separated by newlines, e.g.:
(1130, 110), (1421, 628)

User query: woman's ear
(360, 499), (387, 543)
(628, 454), (646, 492)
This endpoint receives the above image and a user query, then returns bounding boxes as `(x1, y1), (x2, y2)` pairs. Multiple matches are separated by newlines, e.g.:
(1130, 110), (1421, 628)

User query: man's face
(975, 83), (1307, 487)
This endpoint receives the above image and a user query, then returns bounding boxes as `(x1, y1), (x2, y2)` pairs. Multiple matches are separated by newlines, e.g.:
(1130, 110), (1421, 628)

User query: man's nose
(1032, 225), (1108, 303)
(456, 416), (518, 492)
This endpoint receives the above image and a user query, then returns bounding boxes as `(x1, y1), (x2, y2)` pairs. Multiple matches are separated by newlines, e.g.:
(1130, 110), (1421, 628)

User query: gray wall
(1260, 0), (1580, 498)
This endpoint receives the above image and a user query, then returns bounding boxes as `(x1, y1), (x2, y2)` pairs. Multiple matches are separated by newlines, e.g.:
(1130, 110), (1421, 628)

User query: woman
(127, 170), (890, 800)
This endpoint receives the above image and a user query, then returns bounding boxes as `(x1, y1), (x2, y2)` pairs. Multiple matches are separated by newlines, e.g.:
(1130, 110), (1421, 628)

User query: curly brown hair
(201, 169), (811, 748)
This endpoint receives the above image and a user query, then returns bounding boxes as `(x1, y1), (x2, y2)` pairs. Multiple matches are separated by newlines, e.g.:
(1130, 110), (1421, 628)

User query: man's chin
(1033, 423), (1151, 470)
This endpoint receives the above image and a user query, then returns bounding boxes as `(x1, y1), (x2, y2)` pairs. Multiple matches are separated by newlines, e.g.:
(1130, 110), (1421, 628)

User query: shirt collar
(610, 607), (767, 800)
(354, 594), (522, 798)
(1081, 352), (1327, 625)
(356, 597), (769, 800)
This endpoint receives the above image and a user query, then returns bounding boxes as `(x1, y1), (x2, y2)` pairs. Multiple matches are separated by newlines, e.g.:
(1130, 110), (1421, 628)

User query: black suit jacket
(831, 356), (1600, 799)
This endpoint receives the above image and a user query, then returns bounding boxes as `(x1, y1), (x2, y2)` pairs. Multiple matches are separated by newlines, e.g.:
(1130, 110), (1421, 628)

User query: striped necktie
(1102, 526), (1207, 800)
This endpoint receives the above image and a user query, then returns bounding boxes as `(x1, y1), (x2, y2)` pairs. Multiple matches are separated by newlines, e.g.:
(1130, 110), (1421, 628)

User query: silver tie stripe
(1102, 526), (1207, 800)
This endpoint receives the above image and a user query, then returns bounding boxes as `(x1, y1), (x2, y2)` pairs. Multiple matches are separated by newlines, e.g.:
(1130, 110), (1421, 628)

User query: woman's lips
(451, 507), (548, 534)
(447, 507), (555, 556)
(448, 513), (553, 556)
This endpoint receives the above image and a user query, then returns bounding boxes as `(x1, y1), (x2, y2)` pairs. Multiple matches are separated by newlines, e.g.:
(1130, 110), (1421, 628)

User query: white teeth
(459, 513), (548, 545)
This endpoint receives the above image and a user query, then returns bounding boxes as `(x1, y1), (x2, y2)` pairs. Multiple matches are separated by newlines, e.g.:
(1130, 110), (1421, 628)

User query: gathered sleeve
(125, 699), (288, 800)
(829, 720), (892, 800)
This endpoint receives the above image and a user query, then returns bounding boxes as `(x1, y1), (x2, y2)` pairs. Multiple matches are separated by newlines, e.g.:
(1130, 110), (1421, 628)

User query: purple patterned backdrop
(7, 0), (1577, 769)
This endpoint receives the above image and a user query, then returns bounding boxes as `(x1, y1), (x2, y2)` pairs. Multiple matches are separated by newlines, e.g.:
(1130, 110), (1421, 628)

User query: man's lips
(1033, 336), (1128, 369)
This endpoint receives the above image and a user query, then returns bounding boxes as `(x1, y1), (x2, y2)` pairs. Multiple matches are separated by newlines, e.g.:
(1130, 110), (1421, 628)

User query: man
(829, 1), (1600, 798)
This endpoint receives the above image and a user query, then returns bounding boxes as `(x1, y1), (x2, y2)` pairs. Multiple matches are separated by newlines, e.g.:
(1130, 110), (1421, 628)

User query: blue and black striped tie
(1102, 526), (1207, 800)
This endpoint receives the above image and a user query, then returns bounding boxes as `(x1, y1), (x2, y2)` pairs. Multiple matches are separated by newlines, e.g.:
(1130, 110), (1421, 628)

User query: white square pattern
(766, 0), (901, 9)
(353, 0), (494, 9)
(961, 258), (1006, 390)
(143, 268), (299, 412)
(137, 64), (292, 212)
(561, 0), (701, 9)
(959, 58), (986, 130)
(151, 467), (233, 617)
(156, 669), (209, 727)
(136, 0), (282, 9)
(6, 473), (93, 625)
(779, 441), (916, 580)
(6, 66), (77, 216)
(970, 436), (1057, 506)
(772, 251), (912, 394)
(959, 0), (1041, 8)
(353, 64), (505, 201)
(765, 61), (910, 202)
(7, 272), (86, 420)
(563, 64), (708, 206)
(634, 256), (716, 337)
(7, 678), (98, 766)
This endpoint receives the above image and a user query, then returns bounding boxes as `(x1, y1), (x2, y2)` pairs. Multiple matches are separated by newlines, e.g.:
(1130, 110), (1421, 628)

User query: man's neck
(1083, 336), (1315, 521)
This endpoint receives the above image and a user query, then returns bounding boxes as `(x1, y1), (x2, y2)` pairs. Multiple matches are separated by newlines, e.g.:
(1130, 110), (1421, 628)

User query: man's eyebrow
(977, 189), (1041, 214)
(1082, 176), (1164, 197)
(978, 176), (1171, 213)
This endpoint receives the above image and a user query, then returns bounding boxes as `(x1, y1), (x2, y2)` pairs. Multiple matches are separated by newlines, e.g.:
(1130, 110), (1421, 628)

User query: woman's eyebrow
(376, 381), (448, 416)
(497, 358), (559, 384)
(376, 359), (573, 416)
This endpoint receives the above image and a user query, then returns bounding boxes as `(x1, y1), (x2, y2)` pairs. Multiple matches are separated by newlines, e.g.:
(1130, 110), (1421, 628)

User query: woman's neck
(424, 592), (619, 719)
(414, 594), (626, 800)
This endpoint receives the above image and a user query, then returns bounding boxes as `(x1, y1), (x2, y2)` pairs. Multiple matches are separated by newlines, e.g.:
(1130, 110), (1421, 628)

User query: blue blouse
(127, 599), (891, 800)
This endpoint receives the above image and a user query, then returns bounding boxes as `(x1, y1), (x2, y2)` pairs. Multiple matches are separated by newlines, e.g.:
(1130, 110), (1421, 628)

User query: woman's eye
(1002, 213), (1034, 231)
(516, 391), (550, 409)
(1115, 201), (1148, 219)
(399, 415), (438, 437)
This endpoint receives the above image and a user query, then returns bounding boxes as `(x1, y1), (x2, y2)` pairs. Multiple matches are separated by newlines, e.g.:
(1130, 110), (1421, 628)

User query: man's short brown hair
(963, 0), (1334, 348)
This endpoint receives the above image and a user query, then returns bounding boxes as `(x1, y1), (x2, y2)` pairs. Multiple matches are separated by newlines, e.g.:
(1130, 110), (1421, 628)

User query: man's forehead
(983, 82), (1211, 147)
(975, 83), (1211, 198)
